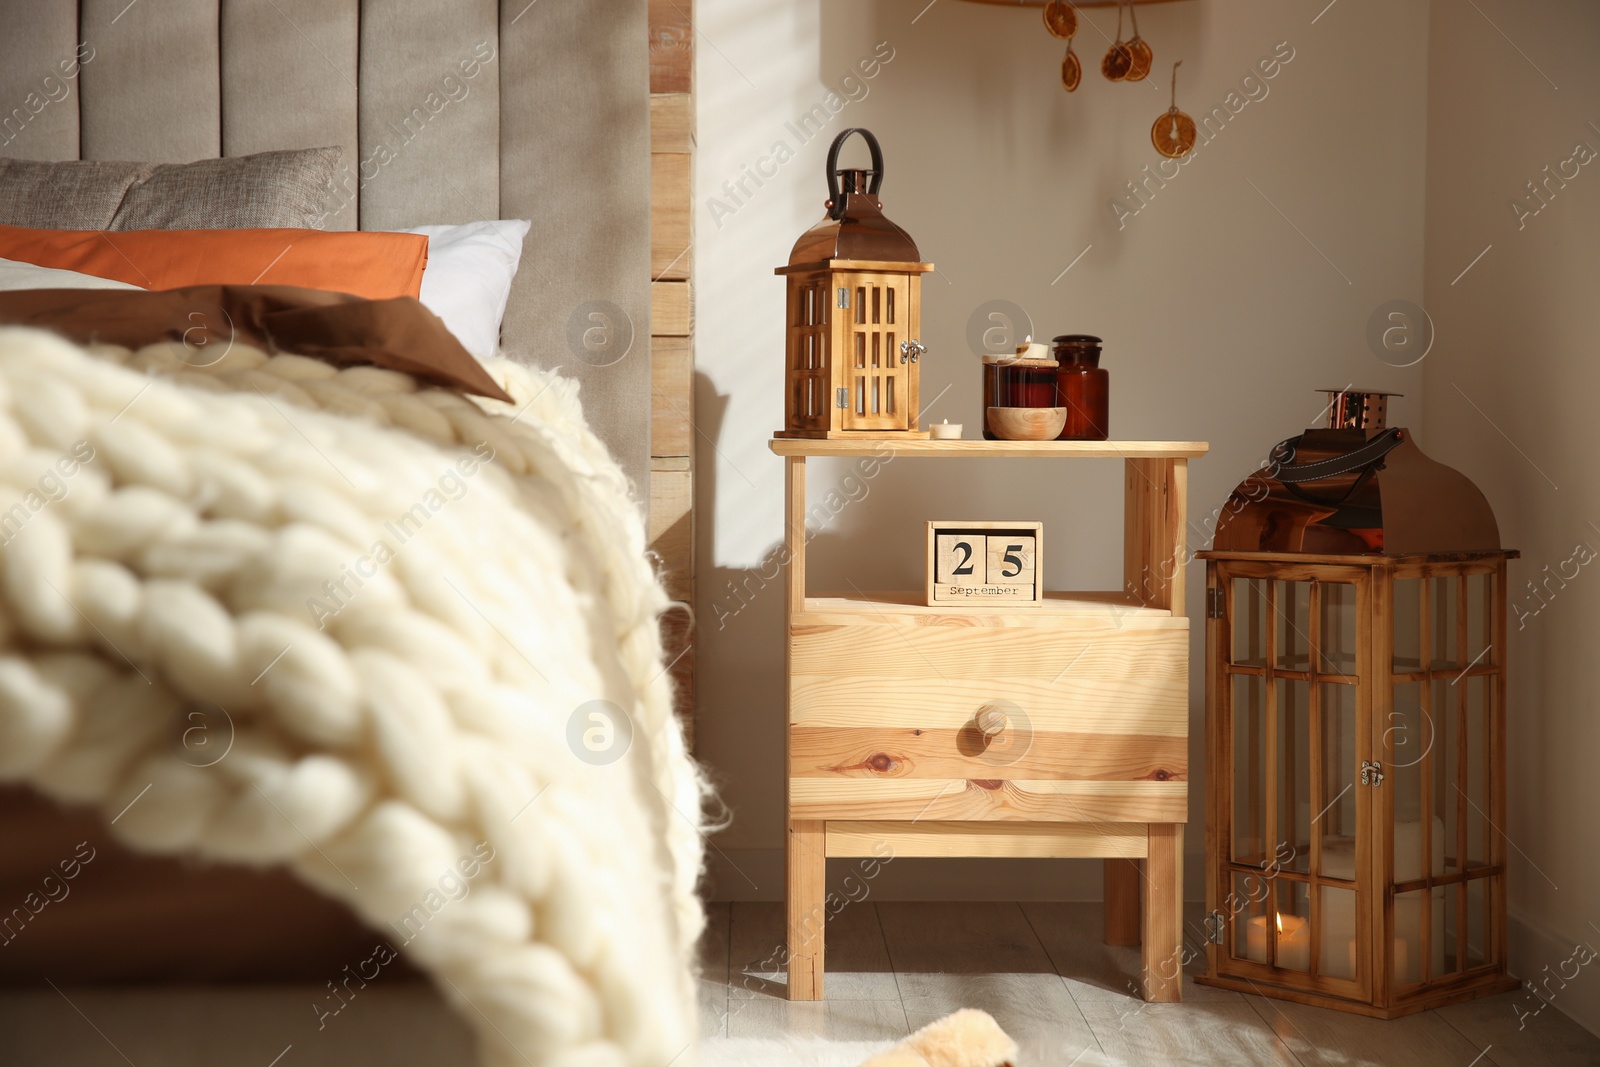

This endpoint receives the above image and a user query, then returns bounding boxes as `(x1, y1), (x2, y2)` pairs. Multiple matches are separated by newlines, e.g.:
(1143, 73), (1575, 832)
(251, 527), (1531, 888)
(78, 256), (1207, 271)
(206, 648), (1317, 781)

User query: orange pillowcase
(0, 224), (428, 301)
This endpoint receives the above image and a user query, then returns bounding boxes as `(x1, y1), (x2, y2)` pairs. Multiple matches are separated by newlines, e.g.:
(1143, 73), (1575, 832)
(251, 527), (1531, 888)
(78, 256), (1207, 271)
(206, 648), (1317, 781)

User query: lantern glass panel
(1467, 572), (1492, 662)
(1393, 888), (1430, 987)
(1232, 673), (1267, 865)
(1390, 682), (1427, 883)
(1319, 884), (1358, 979)
(1276, 580), (1311, 671)
(1317, 682), (1358, 869)
(1467, 678), (1490, 866)
(1275, 677), (1311, 873)
(1318, 581), (1358, 675)
(1232, 578), (1268, 667)
(1430, 576), (1461, 671)
(1276, 880), (1312, 972)
(1435, 678), (1460, 877)
(1467, 876), (1490, 965)
(1444, 881), (1462, 975)
(1234, 871), (1269, 963)
(1394, 578), (1422, 671)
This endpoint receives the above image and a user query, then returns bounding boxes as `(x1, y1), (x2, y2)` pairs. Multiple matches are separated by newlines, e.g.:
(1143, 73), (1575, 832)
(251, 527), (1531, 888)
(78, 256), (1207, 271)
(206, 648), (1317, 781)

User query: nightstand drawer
(788, 617), (1189, 823)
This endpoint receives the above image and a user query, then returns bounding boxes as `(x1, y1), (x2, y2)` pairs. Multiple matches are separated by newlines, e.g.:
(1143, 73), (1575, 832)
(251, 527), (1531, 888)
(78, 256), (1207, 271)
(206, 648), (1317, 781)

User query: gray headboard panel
(0, 0), (652, 498)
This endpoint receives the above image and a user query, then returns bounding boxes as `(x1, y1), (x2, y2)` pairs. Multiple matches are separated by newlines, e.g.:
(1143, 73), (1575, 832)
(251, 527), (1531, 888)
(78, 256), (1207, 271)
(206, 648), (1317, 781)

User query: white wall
(693, 0), (1431, 901)
(1422, 0), (1600, 1035)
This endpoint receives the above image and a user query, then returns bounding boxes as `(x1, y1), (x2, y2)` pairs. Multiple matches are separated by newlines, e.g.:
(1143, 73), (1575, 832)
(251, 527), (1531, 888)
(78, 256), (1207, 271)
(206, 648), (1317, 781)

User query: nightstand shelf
(802, 589), (1175, 617)
(772, 435), (1208, 1003)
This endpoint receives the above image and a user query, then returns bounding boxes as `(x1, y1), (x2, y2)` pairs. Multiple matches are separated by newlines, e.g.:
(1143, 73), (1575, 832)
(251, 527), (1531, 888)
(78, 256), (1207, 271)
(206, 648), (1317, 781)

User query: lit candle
(929, 419), (963, 440)
(1245, 913), (1310, 971)
(1275, 913), (1311, 971)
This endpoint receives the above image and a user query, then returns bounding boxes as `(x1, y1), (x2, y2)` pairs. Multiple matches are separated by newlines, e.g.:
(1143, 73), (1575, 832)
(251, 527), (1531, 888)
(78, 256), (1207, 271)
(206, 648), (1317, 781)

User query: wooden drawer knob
(975, 705), (1009, 740)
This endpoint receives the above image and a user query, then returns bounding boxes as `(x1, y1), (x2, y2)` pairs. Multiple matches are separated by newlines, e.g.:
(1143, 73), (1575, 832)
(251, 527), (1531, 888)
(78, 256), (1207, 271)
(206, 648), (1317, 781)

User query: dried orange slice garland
(1043, 0), (1077, 39)
(1151, 61), (1197, 158)
(1101, 0), (1133, 80)
(1124, 1), (1153, 82)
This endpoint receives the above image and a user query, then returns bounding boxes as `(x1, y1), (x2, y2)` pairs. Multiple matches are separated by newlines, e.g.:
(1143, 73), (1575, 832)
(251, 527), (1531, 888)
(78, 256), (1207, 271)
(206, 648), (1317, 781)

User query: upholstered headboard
(0, 0), (652, 494)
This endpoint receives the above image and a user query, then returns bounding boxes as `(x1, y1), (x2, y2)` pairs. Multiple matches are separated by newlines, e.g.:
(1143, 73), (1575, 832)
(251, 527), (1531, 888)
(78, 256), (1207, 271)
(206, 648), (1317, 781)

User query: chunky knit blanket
(0, 327), (705, 1067)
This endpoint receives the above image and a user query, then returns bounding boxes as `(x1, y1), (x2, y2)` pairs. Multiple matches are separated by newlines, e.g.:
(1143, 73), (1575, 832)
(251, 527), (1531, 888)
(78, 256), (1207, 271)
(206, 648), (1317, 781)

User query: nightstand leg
(1103, 857), (1142, 946)
(1140, 823), (1184, 1002)
(786, 819), (825, 1001)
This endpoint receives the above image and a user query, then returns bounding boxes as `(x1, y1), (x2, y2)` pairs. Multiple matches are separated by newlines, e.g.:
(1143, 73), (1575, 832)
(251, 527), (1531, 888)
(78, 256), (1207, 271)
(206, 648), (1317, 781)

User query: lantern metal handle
(900, 339), (925, 364)
(825, 128), (885, 220)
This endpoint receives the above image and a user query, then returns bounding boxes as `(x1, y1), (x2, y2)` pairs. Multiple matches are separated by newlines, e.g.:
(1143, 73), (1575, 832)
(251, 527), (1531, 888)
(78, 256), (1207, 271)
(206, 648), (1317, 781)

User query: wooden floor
(699, 901), (1600, 1066)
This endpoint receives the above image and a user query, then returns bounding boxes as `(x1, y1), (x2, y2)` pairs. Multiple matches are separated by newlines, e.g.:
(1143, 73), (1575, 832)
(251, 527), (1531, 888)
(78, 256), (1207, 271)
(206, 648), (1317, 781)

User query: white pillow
(401, 220), (531, 361)
(0, 257), (142, 291)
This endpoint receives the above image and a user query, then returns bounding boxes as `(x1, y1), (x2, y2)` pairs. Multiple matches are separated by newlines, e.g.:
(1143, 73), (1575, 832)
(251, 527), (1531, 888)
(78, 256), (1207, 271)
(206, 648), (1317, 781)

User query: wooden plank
(792, 618), (1187, 678)
(770, 438), (1209, 459)
(1124, 458), (1186, 613)
(651, 279), (691, 335)
(730, 900), (900, 1004)
(790, 679), (1186, 736)
(651, 151), (691, 280)
(877, 902), (1100, 1047)
(651, 335), (692, 457)
(648, 0), (692, 94)
(1141, 822), (1184, 1002)
(786, 820), (826, 1001)
(790, 625), (1189, 735)
(650, 92), (694, 152)
(825, 821), (1149, 859)
(1104, 858), (1142, 946)
(786, 457), (806, 607)
(648, 467), (692, 603)
(790, 727), (1186, 782)
(801, 590), (1178, 621)
(652, 455), (690, 472)
(790, 778), (1188, 823)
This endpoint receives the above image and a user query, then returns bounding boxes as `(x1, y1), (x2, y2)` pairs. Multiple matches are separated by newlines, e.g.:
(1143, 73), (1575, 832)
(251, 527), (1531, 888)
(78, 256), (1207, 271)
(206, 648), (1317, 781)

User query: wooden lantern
(775, 128), (933, 439)
(1198, 390), (1519, 1016)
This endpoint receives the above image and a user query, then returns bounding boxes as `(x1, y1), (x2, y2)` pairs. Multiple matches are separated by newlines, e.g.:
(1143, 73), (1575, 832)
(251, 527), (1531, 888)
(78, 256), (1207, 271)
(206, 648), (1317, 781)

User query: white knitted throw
(0, 327), (705, 1067)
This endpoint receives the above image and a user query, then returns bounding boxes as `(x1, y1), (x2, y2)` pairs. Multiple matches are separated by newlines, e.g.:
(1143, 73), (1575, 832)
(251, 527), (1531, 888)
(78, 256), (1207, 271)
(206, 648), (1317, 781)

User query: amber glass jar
(982, 354), (1060, 439)
(1052, 334), (1109, 440)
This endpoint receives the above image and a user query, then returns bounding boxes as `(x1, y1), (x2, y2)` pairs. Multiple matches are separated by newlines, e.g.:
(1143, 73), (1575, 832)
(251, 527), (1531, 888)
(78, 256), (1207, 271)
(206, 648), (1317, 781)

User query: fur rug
(0, 327), (705, 1067)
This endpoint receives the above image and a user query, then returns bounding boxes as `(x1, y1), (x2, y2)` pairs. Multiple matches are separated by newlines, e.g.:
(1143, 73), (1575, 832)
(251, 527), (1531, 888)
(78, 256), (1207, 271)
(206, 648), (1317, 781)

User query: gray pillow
(0, 147), (341, 231)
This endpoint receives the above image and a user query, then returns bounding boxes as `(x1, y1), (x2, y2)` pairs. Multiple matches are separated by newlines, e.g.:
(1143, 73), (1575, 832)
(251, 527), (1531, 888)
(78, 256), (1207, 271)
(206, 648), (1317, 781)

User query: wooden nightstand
(770, 437), (1209, 1002)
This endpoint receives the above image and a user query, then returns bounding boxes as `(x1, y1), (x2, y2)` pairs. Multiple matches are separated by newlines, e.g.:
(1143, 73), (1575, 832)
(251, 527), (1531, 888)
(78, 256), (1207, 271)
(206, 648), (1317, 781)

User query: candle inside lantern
(1246, 913), (1311, 971)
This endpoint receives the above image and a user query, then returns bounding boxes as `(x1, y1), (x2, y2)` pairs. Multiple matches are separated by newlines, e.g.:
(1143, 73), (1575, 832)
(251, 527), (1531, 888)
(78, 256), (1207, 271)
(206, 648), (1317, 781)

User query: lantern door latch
(900, 339), (926, 364)
(836, 387), (849, 409)
(1206, 911), (1226, 945)
(1360, 760), (1385, 786)
(1207, 588), (1225, 618)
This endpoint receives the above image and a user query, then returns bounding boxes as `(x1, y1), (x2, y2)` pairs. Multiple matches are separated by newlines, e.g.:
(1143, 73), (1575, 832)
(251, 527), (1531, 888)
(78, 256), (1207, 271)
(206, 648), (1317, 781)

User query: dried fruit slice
(1126, 37), (1153, 81)
(1151, 107), (1196, 158)
(1043, 0), (1077, 39)
(1062, 46), (1082, 92)
(1102, 42), (1133, 81)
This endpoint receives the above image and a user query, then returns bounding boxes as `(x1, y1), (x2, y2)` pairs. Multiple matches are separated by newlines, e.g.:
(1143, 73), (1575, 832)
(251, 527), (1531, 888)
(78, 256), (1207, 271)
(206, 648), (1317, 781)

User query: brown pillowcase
(0, 284), (513, 403)
(0, 148), (341, 231)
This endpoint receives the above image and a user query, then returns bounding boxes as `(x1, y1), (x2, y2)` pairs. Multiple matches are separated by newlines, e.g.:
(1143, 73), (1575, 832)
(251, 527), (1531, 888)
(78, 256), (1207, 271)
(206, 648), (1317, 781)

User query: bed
(0, 4), (704, 1066)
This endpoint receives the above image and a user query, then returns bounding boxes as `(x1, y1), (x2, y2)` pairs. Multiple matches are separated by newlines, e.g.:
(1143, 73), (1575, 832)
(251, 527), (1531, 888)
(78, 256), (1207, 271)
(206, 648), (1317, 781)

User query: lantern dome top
(787, 128), (924, 268)
(1211, 389), (1502, 556)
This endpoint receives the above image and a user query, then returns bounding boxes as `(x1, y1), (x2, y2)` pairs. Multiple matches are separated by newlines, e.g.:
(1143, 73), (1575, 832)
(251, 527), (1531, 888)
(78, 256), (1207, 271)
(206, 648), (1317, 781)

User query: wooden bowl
(987, 406), (1066, 441)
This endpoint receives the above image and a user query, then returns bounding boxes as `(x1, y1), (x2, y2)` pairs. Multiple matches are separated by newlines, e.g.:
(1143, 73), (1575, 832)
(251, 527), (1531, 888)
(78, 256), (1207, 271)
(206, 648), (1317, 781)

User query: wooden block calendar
(925, 521), (1043, 605)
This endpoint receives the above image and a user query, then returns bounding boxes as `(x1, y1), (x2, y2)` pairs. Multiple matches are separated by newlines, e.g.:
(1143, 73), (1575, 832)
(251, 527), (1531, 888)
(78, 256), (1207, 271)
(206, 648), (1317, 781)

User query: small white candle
(929, 419), (962, 440)
(1246, 913), (1310, 971)
(1276, 913), (1311, 971)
